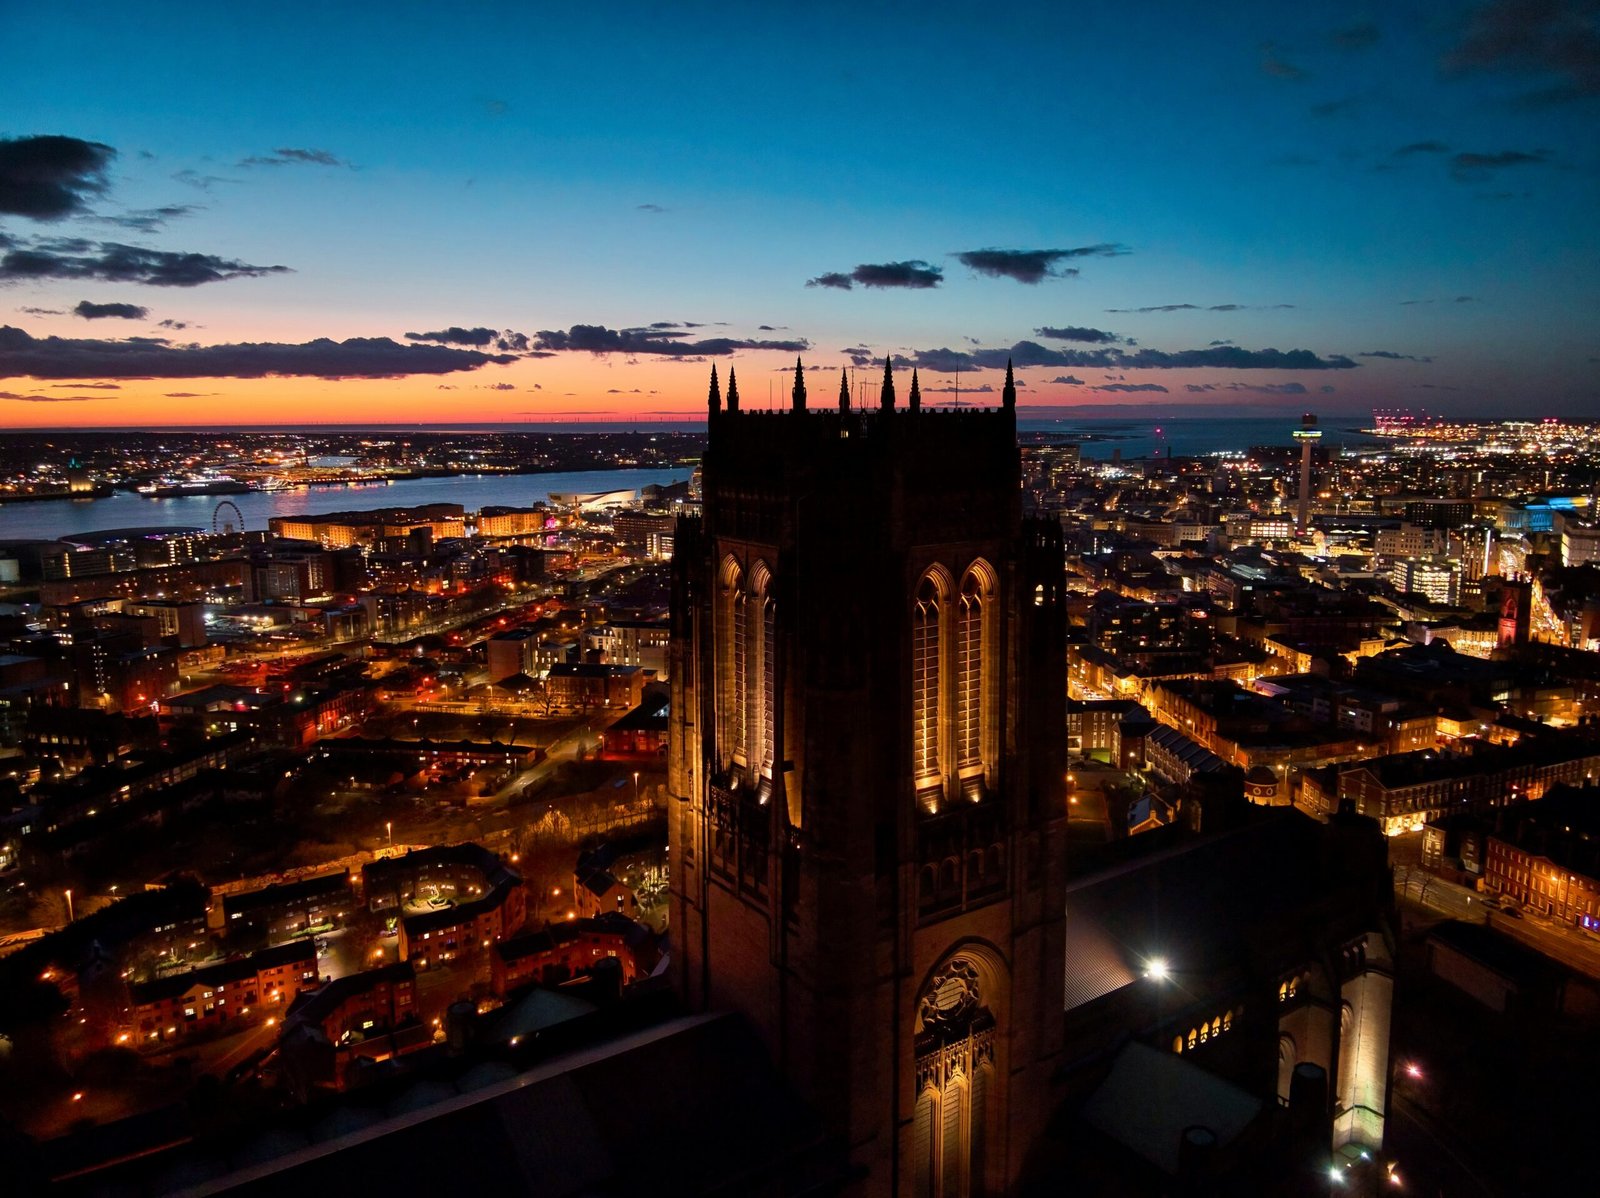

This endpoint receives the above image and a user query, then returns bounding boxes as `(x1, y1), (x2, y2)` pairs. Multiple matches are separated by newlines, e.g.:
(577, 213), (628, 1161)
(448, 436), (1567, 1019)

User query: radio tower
(1293, 413), (1321, 534)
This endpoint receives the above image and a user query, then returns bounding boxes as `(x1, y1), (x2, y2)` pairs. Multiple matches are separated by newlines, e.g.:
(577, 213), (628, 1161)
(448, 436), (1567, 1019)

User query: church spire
(726, 367), (740, 412)
(880, 356), (896, 411)
(838, 367), (850, 415)
(708, 364), (721, 415)
(792, 356), (807, 412)
(908, 368), (921, 412)
(1002, 359), (1016, 410)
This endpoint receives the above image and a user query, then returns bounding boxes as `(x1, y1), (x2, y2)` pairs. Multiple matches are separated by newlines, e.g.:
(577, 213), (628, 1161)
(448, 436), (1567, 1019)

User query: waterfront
(0, 466), (693, 542)
(1020, 414), (1380, 460)
(0, 414), (1381, 543)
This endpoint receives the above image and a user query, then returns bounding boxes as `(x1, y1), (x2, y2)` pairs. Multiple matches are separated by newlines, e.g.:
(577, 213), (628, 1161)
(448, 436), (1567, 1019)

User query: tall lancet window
(719, 557), (747, 768)
(913, 573), (944, 797)
(748, 563), (774, 779)
(761, 591), (777, 776)
(956, 564), (994, 783)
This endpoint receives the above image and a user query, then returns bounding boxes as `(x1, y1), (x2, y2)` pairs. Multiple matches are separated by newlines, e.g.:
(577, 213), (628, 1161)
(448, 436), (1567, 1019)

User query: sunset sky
(1, 1), (1596, 427)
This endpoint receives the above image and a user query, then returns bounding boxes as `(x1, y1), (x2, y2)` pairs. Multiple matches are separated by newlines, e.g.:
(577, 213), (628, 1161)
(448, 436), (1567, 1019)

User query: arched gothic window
(913, 574), (944, 793)
(914, 956), (997, 1198)
(718, 558), (746, 768)
(747, 563), (773, 779)
(956, 564), (994, 780)
(760, 578), (776, 776)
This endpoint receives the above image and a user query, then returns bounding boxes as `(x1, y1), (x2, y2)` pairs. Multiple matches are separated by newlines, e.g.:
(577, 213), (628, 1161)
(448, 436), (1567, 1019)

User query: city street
(1392, 863), (1600, 979)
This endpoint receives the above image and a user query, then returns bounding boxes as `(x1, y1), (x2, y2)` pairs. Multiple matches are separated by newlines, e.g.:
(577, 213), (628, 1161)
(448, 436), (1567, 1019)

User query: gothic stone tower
(669, 360), (1067, 1195)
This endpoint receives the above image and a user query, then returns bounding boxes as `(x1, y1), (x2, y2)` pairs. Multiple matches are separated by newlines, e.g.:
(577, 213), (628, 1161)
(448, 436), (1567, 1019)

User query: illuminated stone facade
(669, 361), (1067, 1195)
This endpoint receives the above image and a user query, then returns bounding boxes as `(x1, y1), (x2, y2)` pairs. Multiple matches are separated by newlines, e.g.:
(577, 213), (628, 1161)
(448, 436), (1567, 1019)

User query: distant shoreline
(0, 460), (700, 510)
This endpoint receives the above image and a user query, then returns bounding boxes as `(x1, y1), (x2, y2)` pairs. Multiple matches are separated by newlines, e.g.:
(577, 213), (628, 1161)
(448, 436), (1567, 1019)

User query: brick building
(124, 938), (318, 1046)
(222, 871), (355, 946)
(490, 912), (650, 994)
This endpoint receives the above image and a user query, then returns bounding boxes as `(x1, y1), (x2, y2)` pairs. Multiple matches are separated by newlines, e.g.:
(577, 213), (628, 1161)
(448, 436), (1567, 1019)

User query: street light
(64, 889), (74, 923)
(385, 821), (392, 848)
(633, 771), (640, 803)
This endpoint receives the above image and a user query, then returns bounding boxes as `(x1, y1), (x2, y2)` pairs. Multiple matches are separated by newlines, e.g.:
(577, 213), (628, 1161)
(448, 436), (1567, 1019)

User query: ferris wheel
(213, 500), (244, 534)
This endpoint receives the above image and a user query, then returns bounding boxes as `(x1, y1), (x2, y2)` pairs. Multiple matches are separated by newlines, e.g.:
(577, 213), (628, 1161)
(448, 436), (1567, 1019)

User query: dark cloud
(52, 381), (119, 389)
(1035, 325), (1123, 344)
(1050, 375), (1086, 385)
(893, 346), (976, 373)
(637, 203), (667, 213)
(163, 391), (216, 397)
(0, 134), (114, 220)
(954, 244), (1127, 284)
(1208, 339), (1235, 346)
(18, 305), (63, 315)
(1360, 350), (1434, 362)
(1105, 302), (1295, 313)
(1445, 0), (1600, 102)
(1394, 140), (1450, 156)
(1092, 383), (1169, 393)
(806, 260), (943, 290)
(0, 389), (103, 402)
(1455, 295), (1476, 303)
(1310, 95), (1363, 117)
(403, 326), (533, 353)
(96, 203), (201, 233)
(0, 325), (518, 379)
(1186, 382), (1311, 395)
(1330, 23), (1381, 50)
(1261, 44), (1309, 80)
(73, 299), (149, 320)
(405, 326), (499, 348)
(921, 383), (998, 394)
(530, 324), (808, 357)
(0, 239), (291, 286)
(158, 318), (191, 329)
(239, 147), (348, 168)
(171, 169), (236, 191)
(478, 382), (517, 391)
(1450, 149), (1549, 179)
(898, 340), (1356, 373)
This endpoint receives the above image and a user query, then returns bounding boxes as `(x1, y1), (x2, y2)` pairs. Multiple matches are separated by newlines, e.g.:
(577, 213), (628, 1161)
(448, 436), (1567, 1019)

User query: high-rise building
(668, 359), (1067, 1194)
(1293, 413), (1321, 534)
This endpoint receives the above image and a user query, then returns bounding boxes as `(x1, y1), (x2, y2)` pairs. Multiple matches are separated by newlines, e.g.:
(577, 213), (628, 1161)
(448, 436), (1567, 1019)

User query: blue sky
(1, 0), (1596, 424)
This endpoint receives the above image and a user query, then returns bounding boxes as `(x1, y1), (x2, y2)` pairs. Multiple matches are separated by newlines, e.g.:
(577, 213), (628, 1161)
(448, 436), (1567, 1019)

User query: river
(0, 467), (694, 542)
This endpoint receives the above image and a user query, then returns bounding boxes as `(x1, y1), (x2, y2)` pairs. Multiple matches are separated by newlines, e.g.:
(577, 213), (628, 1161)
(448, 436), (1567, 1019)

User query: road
(1394, 866), (1486, 924)
(1485, 907), (1600, 978)
(491, 715), (612, 802)
(1393, 865), (1600, 979)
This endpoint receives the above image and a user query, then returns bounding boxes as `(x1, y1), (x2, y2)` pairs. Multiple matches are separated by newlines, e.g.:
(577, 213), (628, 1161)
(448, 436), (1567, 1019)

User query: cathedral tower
(669, 359), (1066, 1195)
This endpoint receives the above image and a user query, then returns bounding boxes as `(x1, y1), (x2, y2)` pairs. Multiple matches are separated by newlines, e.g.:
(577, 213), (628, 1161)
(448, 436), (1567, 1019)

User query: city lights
(0, 6), (1589, 1188)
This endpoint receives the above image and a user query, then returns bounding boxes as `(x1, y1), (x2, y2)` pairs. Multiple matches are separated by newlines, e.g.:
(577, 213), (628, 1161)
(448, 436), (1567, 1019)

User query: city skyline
(2, 0), (1598, 427)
